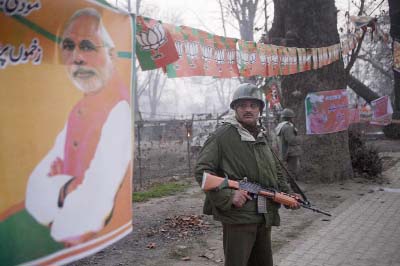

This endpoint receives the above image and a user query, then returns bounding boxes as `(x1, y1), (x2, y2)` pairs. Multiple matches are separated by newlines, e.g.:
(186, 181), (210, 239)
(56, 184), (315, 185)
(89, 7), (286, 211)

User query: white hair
(64, 7), (115, 49)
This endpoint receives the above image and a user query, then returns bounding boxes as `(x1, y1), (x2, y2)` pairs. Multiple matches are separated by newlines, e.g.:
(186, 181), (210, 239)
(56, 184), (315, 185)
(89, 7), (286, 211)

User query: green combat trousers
(222, 223), (273, 266)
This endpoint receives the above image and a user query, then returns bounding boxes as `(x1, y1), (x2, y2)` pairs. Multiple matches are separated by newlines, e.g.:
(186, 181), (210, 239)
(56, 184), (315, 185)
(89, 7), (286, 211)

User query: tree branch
(357, 55), (392, 79)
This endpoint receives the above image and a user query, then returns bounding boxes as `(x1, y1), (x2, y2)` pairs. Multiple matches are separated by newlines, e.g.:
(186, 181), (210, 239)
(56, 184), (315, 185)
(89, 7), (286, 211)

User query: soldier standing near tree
(275, 108), (303, 179)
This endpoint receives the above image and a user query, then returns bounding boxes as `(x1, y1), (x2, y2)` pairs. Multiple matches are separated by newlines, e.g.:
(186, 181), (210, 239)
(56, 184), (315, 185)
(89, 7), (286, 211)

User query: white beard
(68, 62), (113, 94)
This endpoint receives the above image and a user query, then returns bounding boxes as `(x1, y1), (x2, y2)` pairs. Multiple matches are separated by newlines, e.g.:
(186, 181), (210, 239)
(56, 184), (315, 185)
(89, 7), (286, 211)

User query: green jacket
(194, 116), (290, 226)
(275, 121), (302, 160)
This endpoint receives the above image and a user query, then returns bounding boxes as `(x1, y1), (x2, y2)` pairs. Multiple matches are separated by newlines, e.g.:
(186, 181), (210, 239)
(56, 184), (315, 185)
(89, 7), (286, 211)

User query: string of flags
(135, 15), (376, 78)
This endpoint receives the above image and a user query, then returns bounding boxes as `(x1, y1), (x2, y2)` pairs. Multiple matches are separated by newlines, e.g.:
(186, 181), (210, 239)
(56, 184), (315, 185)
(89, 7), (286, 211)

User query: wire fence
(132, 112), (386, 190)
(132, 115), (280, 190)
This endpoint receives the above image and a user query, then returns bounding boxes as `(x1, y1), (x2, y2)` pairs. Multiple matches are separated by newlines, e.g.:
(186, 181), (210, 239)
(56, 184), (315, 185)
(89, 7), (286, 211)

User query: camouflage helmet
(230, 83), (265, 110)
(281, 108), (295, 118)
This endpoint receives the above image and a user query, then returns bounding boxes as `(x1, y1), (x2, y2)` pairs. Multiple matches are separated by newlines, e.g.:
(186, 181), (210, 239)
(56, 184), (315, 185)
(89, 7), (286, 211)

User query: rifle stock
(201, 172), (332, 216)
(201, 172), (239, 191)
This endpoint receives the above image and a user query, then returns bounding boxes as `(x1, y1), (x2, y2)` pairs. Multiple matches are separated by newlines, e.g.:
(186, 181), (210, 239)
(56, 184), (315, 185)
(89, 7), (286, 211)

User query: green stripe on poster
(117, 51), (132, 59)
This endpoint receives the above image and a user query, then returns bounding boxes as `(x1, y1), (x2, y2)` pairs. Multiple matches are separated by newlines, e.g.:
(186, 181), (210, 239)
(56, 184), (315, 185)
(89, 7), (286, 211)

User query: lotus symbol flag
(137, 23), (167, 59)
(185, 41), (199, 68)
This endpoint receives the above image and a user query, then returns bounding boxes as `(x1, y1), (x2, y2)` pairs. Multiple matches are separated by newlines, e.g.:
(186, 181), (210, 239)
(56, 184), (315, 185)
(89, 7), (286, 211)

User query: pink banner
(305, 89), (350, 135)
(370, 96), (393, 125)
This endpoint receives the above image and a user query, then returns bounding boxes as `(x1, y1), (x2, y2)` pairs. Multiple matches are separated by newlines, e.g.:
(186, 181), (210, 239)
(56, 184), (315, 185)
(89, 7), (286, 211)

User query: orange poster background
(0, 0), (132, 215)
(305, 89), (349, 135)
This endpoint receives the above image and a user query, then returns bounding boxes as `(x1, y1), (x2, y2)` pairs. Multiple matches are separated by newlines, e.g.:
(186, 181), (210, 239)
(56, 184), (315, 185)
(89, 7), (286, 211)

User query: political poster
(0, 1), (133, 265)
(305, 89), (350, 135)
(370, 95), (393, 126)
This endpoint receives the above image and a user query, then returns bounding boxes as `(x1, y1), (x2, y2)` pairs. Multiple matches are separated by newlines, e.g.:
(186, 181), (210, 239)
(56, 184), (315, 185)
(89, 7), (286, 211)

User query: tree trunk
(269, 0), (353, 182)
(388, 0), (400, 115)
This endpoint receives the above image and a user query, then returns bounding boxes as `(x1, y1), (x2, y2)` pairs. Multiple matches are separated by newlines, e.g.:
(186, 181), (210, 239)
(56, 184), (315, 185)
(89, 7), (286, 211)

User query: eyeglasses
(61, 38), (106, 53)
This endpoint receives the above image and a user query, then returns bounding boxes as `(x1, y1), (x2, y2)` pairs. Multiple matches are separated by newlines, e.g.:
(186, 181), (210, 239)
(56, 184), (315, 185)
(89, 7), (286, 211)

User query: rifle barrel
(301, 204), (332, 217)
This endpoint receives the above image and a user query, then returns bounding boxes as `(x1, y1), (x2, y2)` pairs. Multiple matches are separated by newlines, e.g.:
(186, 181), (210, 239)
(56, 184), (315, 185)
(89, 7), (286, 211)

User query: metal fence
(132, 115), (279, 189)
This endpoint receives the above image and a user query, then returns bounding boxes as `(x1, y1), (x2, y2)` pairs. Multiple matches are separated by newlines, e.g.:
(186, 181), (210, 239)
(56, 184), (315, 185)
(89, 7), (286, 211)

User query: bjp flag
(135, 16), (179, 71)
(265, 44), (280, 76)
(198, 30), (219, 77)
(213, 35), (239, 78)
(165, 25), (205, 78)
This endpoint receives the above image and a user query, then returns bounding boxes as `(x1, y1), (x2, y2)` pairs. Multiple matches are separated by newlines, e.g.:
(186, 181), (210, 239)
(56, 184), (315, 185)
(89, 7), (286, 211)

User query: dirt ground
(68, 139), (400, 266)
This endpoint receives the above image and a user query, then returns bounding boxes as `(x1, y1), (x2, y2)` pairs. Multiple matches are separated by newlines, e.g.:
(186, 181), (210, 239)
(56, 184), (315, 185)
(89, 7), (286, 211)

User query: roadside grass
(132, 182), (189, 202)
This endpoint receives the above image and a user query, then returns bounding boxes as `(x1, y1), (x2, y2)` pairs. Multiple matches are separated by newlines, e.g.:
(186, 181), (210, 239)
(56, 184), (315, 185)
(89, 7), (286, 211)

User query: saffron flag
(297, 48), (306, 73)
(278, 46), (290, 75)
(136, 16), (179, 71)
(0, 1), (133, 265)
(318, 47), (328, 67)
(213, 35), (239, 78)
(297, 48), (312, 73)
(311, 48), (319, 70)
(165, 25), (205, 78)
(266, 44), (280, 76)
(237, 40), (264, 77)
(257, 42), (269, 77)
(305, 89), (350, 135)
(287, 47), (298, 75)
(198, 30), (218, 77)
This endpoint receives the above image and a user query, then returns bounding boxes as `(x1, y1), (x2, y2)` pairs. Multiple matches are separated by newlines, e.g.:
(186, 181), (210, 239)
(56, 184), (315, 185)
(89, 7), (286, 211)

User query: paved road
(277, 153), (400, 266)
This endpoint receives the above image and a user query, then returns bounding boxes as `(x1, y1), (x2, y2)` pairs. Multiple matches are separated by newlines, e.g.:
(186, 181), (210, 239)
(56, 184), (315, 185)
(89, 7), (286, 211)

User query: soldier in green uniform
(195, 83), (299, 266)
(275, 108), (303, 179)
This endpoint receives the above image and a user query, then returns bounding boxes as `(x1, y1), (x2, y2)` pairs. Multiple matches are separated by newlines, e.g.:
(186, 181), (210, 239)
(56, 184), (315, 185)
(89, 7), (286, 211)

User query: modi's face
(61, 15), (113, 94)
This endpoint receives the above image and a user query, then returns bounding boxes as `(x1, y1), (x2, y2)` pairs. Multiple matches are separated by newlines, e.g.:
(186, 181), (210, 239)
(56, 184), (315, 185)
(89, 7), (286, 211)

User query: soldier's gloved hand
(232, 190), (252, 208)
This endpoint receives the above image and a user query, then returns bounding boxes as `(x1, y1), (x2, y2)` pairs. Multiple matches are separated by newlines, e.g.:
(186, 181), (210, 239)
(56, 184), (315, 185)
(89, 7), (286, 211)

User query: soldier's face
(61, 16), (113, 94)
(235, 100), (260, 127)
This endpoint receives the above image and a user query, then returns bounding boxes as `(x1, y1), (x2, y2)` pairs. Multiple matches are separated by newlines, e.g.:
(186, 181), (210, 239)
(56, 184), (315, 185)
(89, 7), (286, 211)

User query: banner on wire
(213, 35), (240, 78)
(135, 16), (179, 71)
(265, 44), (280, 76)
(237, 40), (265, 77)
(370, 95), (393, 125)
(305, 89), (350, 135)
(0, 1), (133, 265)
(164, 25), (205, 78)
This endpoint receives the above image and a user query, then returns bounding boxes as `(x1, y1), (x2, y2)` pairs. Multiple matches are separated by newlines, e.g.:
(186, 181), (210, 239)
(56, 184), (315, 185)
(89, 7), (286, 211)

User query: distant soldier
(275, 108), (303, 179)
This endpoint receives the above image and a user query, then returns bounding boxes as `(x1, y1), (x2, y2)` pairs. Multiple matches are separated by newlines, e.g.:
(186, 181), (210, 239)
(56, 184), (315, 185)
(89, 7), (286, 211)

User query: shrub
(348, 130), (383, 178)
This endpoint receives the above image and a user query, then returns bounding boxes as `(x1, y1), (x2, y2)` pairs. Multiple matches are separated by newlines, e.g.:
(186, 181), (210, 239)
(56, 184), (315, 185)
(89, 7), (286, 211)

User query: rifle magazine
(257, 196), (268, 214)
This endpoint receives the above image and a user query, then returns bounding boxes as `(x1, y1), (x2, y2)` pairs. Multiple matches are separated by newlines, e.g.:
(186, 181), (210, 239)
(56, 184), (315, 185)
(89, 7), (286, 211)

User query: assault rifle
(201, 172), (331, 217)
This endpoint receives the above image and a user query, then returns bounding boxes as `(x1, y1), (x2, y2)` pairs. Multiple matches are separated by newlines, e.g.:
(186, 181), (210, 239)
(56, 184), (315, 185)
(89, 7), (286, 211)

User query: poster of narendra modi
(0, 1), (134, 265)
